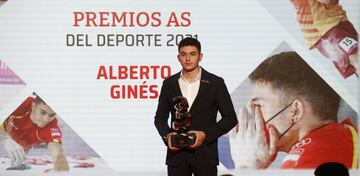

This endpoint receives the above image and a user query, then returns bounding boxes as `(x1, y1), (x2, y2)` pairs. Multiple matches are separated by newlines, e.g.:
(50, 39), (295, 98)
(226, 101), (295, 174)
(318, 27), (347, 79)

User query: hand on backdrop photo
(229, 102), (279, 169)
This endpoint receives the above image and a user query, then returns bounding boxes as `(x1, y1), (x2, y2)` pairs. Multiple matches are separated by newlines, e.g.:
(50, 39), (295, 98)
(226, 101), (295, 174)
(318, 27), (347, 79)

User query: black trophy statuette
(170, 96), (196, 148)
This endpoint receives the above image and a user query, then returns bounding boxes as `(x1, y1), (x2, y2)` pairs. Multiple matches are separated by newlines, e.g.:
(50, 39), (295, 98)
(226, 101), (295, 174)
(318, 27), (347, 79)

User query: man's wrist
(164, 132), (174, 145)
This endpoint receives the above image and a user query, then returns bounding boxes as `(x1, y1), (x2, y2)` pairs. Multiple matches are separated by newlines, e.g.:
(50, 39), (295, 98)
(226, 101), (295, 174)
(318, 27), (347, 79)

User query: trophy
(169, 96), (196, 148)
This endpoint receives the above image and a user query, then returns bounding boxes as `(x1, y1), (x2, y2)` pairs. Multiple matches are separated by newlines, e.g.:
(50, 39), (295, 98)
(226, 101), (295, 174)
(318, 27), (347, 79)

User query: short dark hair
(33, 92), (46, 105)
(249, 51), (340, 119)
(178, 37), (201, 53)
(314, 162), (349, 176)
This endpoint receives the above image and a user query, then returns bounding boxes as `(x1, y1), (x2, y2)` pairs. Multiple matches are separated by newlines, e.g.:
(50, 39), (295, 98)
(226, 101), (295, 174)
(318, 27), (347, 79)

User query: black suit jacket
(154, 68), (237, 166)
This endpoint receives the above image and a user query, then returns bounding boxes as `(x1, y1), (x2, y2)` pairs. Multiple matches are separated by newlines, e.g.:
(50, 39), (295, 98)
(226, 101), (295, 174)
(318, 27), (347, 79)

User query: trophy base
(170, 132), (196, 148)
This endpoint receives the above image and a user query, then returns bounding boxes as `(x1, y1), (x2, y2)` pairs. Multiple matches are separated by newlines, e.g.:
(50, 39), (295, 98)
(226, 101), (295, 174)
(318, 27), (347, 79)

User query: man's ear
(290, 99), (304, 123)
(199, 53), (203, 62)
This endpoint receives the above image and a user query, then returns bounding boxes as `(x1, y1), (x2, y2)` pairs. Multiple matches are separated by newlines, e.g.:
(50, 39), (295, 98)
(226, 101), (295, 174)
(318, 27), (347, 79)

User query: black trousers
(167, 153), (217, 176)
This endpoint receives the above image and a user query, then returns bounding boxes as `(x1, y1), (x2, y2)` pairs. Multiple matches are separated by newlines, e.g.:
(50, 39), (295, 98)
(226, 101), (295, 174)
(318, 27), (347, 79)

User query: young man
(290, 0), (358, 78)
(0, 95), (69, 171)
(154, 37), (238, 176)
(230, 52), (358, 169)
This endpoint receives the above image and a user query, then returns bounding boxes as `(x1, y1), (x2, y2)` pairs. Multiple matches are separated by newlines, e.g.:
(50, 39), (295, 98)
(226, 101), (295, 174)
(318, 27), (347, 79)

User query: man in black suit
(154, 37), (238, 176)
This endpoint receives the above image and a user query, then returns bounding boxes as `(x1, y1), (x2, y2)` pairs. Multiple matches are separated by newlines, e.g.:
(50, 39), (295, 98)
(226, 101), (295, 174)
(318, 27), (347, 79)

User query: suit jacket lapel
(168, 71), (183, 97)
(189, 68), (212, 112)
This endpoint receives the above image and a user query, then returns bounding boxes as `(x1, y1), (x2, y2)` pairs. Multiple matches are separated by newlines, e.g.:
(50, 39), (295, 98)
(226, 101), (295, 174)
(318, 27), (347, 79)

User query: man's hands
(167, 130), (206, 151)
(167, 132), (181, 151)
(0, 134), (26, 165)
(188, 130), (206, 149)
(229, 105), (279, 169)
(47, 142), (69, 172)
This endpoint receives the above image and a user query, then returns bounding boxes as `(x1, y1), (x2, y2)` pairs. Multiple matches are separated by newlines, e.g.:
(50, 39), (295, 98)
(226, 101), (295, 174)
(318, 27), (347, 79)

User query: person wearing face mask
(229, 51), (358, 169)
(0, 94), (69, 171)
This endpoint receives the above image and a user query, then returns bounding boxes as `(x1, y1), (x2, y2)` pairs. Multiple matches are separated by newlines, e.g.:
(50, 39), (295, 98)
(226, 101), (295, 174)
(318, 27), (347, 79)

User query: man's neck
(182, 66), (201, 82)
(277, 126), (299, 152)
(278, 114), (336, 152)
(298, 116), (336, 140)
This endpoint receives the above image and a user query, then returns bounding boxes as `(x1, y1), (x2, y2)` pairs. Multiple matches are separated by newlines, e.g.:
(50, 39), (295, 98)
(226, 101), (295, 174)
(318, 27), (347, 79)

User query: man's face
(31, 102), (56, 128)
(251, 81), (294, 142)
(177, 45), (203, 72)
